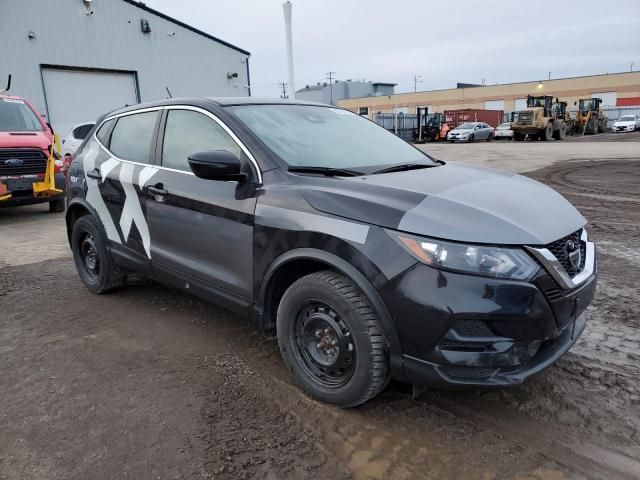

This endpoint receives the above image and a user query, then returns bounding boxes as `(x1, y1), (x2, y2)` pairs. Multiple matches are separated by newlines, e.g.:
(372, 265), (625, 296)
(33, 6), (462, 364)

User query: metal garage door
(484, 100), (504, 111)
(41, 67), (139, 137)
(592, 91), (617, 107)
(514, 98), (528, 111)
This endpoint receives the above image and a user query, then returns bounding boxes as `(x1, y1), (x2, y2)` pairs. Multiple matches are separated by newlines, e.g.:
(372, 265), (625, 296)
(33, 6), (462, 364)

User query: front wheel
(49, 199), (65, 213)
(541, 122), (553, 141)
(277, 270), (389, 407)
(468, 134), (475, 143)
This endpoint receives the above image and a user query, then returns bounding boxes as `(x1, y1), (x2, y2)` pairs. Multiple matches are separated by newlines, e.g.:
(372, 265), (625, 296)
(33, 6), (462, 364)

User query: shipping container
(442, 109), (504, 128)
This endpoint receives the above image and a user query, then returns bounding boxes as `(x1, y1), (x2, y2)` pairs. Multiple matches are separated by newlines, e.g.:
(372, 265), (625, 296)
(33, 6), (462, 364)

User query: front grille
(451, 319), (494, 338)
(439, 366), (498, 380)
(0, 149), (47, 176)
(546, 229), (586, 277)
(516, 111), (533, 124)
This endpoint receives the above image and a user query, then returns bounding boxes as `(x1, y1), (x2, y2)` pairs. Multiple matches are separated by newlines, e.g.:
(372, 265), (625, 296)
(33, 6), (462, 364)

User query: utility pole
(279, 82), (288, 98)
(413, 75), (422, 92)
(326, 71), (336, 104)
(283, 2), (295, 99)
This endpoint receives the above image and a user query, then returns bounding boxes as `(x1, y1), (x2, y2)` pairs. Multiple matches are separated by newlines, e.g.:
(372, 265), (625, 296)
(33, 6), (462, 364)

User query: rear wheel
(554, 122), (567, 140)
(71, 215), (125, 293)
(49, 199), (65, 213)
(486, 133), (493, 142)
(276, 270), (389, 407)
(588, 118), (598, 135)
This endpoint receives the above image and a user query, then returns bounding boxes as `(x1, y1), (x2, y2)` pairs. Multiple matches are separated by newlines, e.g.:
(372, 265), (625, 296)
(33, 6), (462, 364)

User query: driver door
(145, 107), (259, 309)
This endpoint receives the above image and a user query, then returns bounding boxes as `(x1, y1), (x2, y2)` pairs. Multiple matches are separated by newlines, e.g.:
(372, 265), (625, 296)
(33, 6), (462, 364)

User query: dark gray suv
(65, 98), (597, 407)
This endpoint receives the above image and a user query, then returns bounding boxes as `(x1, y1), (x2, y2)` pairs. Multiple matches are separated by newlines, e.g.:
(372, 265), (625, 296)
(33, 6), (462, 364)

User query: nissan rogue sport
(65, 98), (597, 407)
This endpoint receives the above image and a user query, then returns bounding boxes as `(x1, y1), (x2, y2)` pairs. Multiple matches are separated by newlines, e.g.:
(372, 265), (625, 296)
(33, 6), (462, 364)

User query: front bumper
(613, 125), (635, 132)
(380, 258), (597, 388)
(0, 172), (66, 207)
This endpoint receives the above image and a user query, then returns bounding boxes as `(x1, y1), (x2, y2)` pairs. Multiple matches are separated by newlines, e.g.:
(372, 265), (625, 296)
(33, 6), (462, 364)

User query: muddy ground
(1, 142), (638, 479)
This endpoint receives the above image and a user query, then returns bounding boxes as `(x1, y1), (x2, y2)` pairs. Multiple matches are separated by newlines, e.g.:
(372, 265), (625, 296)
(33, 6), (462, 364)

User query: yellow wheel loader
(510, 96), (569, 141)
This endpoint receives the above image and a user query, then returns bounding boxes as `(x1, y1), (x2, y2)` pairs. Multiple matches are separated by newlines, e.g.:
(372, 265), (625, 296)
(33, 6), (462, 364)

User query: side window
(73, 123), (94, 140)
(96, 119), (114, 144)
(161, 109), (242, 172)
(109, 111), (158, 164)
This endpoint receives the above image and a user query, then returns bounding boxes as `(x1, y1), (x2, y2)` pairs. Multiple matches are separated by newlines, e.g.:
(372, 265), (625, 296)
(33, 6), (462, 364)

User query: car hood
(613, 121), (634, 126)
(0, 131), (51, 150)
(303, 163), (586, 245)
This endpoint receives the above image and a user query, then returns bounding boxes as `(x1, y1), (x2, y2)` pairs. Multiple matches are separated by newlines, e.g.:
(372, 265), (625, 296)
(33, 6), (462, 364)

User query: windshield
(579, 100), (595, 112)
(618, 116), (635, 122)
(0, 98), (43, 132)
(456, 123), (475, 129)
(230, 105), (435, 170)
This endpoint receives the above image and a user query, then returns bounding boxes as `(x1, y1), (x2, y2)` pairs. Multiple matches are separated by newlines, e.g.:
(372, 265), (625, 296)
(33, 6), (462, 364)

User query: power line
(279, 82), (288, 99)
(326, 71), (336, 104)
(413, 75), (422, 92)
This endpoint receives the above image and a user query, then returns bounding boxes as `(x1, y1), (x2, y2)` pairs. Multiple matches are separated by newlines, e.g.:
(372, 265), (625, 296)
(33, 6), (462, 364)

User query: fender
(65, 197), (102, 245)
(66, 197), (152, 275)
(258, 248), (405, 381)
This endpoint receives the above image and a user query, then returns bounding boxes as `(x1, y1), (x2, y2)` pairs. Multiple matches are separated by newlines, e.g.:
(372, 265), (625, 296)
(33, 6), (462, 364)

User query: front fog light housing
(387, 230), (539, 281)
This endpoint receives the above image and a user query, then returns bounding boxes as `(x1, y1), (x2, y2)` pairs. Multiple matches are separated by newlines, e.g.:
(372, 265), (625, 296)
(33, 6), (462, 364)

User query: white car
(61, 122), (95, 156)
(494, 122), (514, 139)
(611, 114), (640, 133)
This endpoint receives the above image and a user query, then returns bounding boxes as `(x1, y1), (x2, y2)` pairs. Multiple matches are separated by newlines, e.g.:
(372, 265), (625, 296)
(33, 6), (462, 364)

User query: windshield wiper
(287, 166), (365, 177)
(370, 163), (439, 175)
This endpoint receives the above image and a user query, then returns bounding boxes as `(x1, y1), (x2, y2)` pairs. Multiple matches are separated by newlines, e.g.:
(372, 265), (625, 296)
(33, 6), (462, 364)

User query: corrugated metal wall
(1, 0), (250, 118)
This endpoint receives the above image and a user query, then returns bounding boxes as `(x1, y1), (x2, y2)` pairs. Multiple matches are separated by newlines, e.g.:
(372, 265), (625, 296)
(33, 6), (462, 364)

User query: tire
(556, 122), (566, 140)
(599, 120), (607, 134)
(48, 199), (65, 213)
(468, 134), (475, 143)
(486, 133), (493, 142)
(514, 132), (525, 141)
(588, 118), (598, 135)
(541, 122), (553, 141)
(71, 215), (125, 293)
(276, 270), (389, 408)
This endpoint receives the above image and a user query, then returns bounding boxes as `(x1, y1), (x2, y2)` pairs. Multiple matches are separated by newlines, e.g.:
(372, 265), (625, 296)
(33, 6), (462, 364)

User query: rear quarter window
(108, 112), (158, 164)
(96, 119), (114, 145)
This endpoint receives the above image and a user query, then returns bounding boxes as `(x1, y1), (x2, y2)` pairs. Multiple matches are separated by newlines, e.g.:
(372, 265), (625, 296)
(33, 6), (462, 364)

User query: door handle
(86, 169), (102, 181)
(147, 184), (168, 199)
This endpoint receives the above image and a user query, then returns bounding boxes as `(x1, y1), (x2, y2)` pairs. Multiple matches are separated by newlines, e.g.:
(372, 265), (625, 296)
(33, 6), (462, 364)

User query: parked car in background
(0, 92), (65, 211)
(494, 122), (514, 140)
(611, 114), (640, 133)
(66, 98), (596, 407)
(62, 122), (95, 156)
(447, 122), (494, 142)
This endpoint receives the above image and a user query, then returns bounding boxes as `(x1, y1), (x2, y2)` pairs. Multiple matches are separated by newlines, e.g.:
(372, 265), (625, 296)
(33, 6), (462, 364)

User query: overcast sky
(146, 0), (640, 98)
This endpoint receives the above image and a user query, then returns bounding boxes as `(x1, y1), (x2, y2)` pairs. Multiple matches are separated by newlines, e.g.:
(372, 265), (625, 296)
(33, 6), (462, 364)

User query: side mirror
(187, 150), (246, 182)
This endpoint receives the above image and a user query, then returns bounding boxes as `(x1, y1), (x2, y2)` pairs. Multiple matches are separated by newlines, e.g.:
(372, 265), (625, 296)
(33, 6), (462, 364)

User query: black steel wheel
(80, 234), (100, 282)
(71, 215), (125, 293)
(292, 301), (355, 388)
(277, 270), (389, 407)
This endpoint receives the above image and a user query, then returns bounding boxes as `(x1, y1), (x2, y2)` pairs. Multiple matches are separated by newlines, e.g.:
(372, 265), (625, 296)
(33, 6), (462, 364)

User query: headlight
(386, 230), (539, 281)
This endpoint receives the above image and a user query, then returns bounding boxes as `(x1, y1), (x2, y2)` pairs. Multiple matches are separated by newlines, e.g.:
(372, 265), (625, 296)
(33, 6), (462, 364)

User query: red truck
(0, 76), (65, 212)
(443, 109), (504, 129)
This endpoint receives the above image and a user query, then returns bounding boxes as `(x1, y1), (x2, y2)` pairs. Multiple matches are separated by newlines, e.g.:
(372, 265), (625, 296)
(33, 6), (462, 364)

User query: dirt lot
(1, 140), (639, 480)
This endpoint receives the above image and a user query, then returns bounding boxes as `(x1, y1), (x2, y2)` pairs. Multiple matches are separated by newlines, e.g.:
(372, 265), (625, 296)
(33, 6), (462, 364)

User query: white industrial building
(1, 0), (251, 135)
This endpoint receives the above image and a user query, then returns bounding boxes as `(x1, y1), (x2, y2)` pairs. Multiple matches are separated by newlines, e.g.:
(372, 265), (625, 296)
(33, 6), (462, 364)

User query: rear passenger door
(145, 107), (259, 307)
(94, 110), (161, 265)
